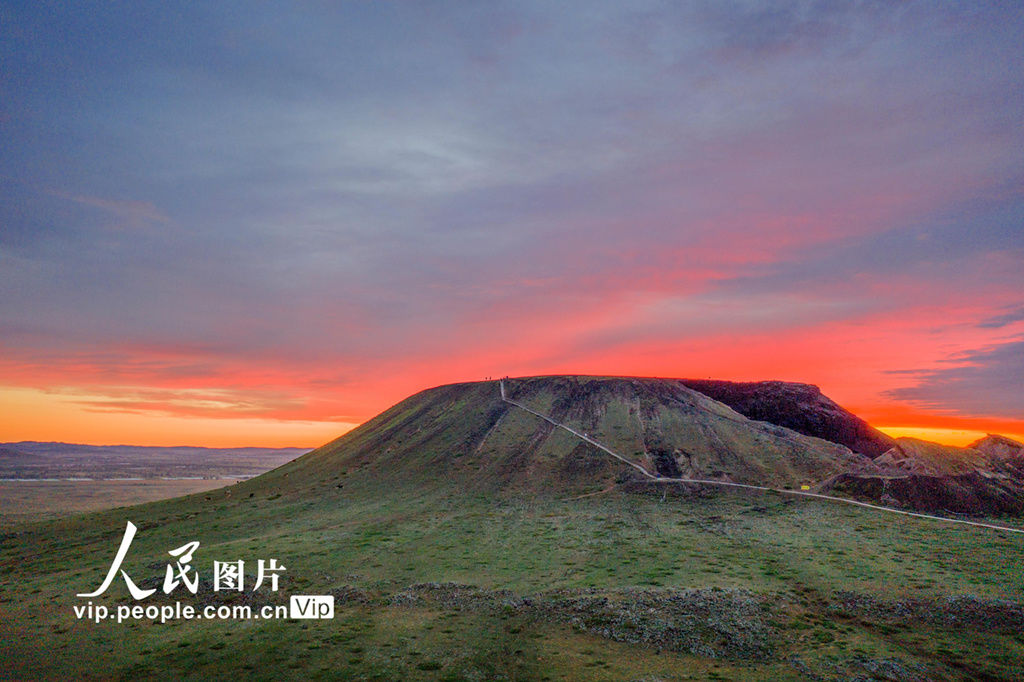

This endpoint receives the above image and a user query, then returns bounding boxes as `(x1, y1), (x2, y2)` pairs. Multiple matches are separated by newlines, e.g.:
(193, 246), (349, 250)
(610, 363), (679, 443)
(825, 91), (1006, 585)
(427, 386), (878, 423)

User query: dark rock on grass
(387, 583), (775, 660)
(830, 591), (1024, 633)
(545, 587), (773, 660)
(848, 656), (929, 682)
(384, 582), (1024, 668)
(649, 447), (683, 478)
(330, 584), (372, 604)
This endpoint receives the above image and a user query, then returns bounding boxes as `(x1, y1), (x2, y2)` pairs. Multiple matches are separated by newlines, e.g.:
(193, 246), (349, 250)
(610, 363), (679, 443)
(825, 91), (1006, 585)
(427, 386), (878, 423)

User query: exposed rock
(649, 446), (683, 478)
(815, 436), (1024, 515)
(829, 591), (1024, 632)
(872, 438), (992, 476)
(679, 379), (895, 457)
(969, 433), (1024, 460)
(387, 583), (774, 660)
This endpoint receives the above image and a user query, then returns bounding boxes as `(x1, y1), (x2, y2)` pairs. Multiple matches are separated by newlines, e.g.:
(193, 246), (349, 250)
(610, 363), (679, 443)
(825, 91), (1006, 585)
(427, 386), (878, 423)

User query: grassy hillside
(2, 378), (1023, 680)
(279, 377), (866, 495)
(503, 376), (865, 486)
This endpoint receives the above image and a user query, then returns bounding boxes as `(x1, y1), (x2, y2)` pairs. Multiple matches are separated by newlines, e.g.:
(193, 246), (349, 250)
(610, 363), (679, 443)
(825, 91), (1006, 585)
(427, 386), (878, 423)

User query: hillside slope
(873, 438), (992, 476)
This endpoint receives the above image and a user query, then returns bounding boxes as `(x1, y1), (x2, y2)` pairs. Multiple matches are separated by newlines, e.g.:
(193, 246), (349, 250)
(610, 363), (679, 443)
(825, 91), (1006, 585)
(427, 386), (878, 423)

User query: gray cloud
(0, 0), (1022, 408)
(978, 307), (1024, 329)
(886, 339), (1024, 419)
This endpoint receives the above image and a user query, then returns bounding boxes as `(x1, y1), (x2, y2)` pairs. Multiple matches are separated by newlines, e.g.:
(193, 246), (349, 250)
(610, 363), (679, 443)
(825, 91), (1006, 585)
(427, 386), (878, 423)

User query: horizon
(2, 3), (1022, 450)
(0, 439), (308, 450)
(3, 373), (1023, 450)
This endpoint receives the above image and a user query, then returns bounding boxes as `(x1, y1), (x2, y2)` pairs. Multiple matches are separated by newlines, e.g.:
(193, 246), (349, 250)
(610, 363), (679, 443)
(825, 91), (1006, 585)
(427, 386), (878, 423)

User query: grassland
(2, 379), (1022, 680)
(0, 442), (305, 480)
(0, 479), (241, 527)
(3, 481), (1023, 680)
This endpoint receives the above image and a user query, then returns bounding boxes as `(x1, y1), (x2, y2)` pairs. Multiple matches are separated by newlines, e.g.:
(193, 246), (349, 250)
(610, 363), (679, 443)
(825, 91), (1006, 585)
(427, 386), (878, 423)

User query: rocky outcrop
(872, 438), (991, 476)
(969, 434), (1024, 460)
(679, 379), (895, 457)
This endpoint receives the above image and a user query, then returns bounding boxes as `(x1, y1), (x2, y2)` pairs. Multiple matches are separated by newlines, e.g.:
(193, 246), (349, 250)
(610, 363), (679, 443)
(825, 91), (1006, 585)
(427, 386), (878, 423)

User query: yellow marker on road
(800, 485), (810, 490)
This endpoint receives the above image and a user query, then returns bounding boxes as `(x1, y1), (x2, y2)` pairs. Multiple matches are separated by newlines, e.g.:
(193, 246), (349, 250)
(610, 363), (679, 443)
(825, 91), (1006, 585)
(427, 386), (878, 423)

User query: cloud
(978, 306), (1024, 329)
(0, 1), (1022, 438)
(56, 192), (170, 229)
(886, 339), (1024, 419)
(64, 386), (306, 419)
(711, 185), (1024, 314)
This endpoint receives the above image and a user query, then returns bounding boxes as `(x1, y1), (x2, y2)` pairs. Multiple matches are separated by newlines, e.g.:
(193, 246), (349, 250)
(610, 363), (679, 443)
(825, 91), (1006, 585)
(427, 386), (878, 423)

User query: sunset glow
(1, 3), (1021, 449)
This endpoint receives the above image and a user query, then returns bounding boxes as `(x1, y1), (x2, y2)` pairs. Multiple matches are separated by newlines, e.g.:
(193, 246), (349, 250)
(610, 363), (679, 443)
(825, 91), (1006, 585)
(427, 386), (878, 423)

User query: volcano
(255, 376), (1024, 518)
(269, 376), (870, 497)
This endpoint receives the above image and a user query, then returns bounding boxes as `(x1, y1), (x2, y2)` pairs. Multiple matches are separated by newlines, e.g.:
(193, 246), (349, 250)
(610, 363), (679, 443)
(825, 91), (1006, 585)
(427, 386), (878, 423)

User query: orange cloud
(2, 292), (1023, 448)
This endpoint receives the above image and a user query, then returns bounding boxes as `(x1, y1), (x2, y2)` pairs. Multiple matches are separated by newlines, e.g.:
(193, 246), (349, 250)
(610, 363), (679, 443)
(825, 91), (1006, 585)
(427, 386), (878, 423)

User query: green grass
(3, 481), (1023, 680)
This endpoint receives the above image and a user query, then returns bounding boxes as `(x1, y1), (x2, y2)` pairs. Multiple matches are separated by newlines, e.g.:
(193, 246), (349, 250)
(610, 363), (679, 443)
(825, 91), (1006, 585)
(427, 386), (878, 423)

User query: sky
(1, 1), (1022, 448)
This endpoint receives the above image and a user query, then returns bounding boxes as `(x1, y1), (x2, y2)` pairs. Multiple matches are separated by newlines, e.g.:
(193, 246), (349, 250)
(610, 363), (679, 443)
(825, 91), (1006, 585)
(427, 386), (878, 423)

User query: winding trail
(498, 380), (1024, 535)
(500, 379), (653, 479)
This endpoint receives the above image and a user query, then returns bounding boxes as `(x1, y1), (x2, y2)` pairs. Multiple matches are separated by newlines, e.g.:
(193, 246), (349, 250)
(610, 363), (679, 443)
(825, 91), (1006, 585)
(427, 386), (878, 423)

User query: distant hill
(0, 442), (308, 480)
(824, 436), (1024, 515)
(970, 433), (1024, 460)
(0, 446), (37, 460)
(679, 379), (895, 457)
(873, 437), (991, 476)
